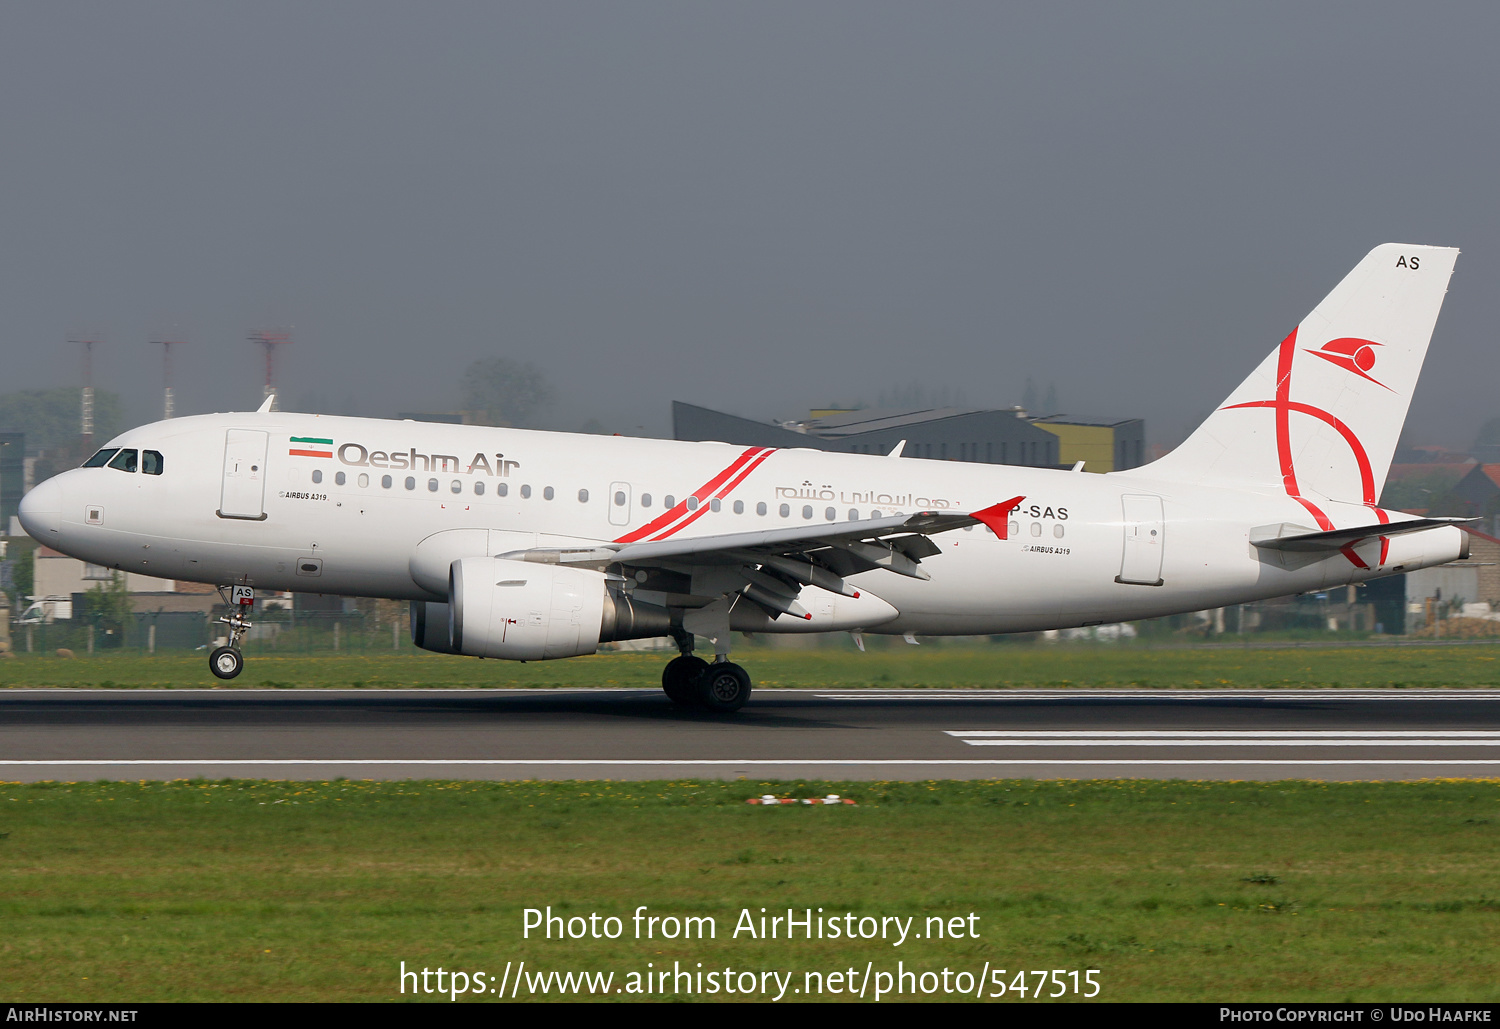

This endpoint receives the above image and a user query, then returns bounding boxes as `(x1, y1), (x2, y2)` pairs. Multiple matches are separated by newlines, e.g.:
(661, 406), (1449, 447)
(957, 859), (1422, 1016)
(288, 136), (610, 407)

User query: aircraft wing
(496, 499), (1024, 616)
(1251, 517), (1470, 553)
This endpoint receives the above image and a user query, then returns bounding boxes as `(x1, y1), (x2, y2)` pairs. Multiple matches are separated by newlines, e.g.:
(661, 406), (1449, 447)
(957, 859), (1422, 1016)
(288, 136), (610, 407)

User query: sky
(2, 2), (1497, 448)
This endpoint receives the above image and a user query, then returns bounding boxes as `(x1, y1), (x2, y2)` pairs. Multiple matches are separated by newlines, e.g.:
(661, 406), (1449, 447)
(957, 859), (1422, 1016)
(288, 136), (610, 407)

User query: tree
(1021, 378), (1038, 414)
(3, 544), (33, 607)
(0, 388), (125, 453)
(460, 358), (556, 428)
(81, 571), (133, 645)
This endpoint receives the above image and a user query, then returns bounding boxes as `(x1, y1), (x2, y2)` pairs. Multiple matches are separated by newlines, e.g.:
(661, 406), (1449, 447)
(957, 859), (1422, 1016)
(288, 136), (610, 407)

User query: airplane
(18, 243), (1470, 712)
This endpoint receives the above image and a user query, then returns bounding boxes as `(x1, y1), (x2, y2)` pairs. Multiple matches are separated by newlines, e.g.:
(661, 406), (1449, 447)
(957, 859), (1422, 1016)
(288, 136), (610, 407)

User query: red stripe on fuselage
(289, 449), (332, 458)
(612, 447), (768, 544)
(648, 447), (776, 541)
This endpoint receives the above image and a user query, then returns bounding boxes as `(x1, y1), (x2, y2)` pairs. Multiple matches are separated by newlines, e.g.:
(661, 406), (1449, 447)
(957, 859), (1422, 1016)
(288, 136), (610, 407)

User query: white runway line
(818, 690), (1500, 700)
(4, 758), (1500, 768)
(947, 730), (1500, 747)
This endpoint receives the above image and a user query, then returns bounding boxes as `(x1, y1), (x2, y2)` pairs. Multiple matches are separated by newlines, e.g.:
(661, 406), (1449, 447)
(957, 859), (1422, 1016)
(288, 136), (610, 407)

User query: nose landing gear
(209, 585), (255, 680)
(660, 631), (752, 713)
(209, 645), (244, 680)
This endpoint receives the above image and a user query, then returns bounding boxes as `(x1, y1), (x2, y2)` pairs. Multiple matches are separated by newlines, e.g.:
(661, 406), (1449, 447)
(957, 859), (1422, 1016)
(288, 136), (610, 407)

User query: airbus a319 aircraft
(19, 244), (1470, 711)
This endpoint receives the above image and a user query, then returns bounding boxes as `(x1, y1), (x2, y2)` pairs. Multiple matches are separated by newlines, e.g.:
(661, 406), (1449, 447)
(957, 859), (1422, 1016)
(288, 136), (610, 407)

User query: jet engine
(410, 600), (459, 654)
(448, 556), (671, 660)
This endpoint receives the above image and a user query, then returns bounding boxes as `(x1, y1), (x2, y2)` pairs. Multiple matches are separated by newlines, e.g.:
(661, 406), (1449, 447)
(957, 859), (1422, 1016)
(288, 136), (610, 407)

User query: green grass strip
(1, 778), (1497, 1001)
(5, 644), (1500, 691)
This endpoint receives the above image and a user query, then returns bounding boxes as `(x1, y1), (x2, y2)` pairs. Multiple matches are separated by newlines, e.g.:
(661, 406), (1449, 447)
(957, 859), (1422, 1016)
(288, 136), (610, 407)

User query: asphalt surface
(3, 687), (1500, 781)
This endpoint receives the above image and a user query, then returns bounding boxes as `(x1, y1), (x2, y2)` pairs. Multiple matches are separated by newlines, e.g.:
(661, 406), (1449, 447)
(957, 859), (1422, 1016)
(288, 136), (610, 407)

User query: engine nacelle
(410, 601), (459, 654)
(449, 557), (672, 660)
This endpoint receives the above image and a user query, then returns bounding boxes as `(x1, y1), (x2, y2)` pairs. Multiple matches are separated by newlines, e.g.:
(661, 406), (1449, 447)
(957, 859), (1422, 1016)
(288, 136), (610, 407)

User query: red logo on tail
(1306, 338), (1391, 391)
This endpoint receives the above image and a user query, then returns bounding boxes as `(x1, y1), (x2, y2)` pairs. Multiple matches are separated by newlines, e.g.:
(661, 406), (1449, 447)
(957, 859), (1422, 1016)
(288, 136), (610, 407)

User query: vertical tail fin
(1145, 243), (1458, 511)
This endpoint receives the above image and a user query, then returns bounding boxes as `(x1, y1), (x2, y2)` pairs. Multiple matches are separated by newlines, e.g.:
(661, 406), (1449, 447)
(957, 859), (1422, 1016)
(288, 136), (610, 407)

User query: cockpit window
(143, 450), (164, 475)
(107, 448), (138, 473)
(83, 448), (119, 468)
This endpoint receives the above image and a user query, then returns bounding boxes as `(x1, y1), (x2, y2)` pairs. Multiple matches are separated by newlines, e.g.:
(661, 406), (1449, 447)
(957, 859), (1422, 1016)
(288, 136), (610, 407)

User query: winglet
(256, 394), (276, 414)
(887, 439), (906, 457)
(971, 497), (1025, 540)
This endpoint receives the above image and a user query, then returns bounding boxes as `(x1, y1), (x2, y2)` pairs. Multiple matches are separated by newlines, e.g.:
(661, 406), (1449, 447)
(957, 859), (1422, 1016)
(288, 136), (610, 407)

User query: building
(672, 402), (1146, 470)
(0, 433), (22, 531)
(1450, 463), (1500, 517)
(1031, 417), (1146, 473)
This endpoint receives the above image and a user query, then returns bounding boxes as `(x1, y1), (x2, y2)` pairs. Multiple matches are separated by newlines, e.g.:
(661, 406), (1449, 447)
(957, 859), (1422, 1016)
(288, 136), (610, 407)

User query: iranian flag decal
(289, 436), (333, 458)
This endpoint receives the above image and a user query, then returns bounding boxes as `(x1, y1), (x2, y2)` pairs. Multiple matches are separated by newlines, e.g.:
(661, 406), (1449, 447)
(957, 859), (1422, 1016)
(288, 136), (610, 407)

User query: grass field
(3, 641), (1500, 690)
(1, 778), (1497, 1002)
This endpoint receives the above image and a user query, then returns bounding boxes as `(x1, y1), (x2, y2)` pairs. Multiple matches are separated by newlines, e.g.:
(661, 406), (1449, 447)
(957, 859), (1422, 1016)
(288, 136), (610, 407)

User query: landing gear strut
(660, 631), (752, 713)
(210, 586), (255, 681)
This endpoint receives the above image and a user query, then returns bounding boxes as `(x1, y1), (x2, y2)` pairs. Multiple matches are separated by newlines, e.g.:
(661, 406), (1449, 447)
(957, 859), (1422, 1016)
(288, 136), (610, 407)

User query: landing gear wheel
(697, 661), (752, 713)
(209, 646), (244, 680)
(662, 655), (708, 707)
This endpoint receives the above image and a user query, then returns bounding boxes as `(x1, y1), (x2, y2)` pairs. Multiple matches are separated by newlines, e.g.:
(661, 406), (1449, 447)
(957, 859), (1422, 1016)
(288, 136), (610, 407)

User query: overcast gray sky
(3, 2), (1497, 447)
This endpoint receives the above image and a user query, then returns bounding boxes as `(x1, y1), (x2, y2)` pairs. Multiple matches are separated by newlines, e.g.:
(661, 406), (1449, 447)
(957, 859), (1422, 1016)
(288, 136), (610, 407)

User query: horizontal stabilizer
(1251, 517), (1470, 553)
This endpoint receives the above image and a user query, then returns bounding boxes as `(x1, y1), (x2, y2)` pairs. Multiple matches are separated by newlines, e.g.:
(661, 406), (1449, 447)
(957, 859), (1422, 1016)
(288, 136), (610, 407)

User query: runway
(4, 687), (1500, 781)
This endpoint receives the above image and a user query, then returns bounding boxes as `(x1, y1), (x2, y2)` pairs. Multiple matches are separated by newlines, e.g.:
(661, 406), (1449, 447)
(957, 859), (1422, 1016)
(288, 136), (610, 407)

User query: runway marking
(951, 730), (1500, 736)
(819, 690), (1500, 701)
(4, 759), (1500, 768)
(948, 730), (1500, 747)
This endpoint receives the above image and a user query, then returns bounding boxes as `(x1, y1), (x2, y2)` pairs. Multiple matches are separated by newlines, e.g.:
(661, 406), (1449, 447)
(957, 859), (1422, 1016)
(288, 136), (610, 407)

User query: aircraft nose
(17, 475), (63, 541)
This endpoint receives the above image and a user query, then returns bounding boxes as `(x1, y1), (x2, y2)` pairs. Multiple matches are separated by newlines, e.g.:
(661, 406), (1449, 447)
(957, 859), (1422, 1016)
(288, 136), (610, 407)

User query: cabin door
(1116, 494), (1164, 586)
(219, 429), (269, 520)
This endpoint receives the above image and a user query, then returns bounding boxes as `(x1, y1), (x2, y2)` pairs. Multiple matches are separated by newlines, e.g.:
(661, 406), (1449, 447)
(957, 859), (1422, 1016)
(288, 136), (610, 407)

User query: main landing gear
(661, 633), (752, 713)
(209, 586), (254, 681)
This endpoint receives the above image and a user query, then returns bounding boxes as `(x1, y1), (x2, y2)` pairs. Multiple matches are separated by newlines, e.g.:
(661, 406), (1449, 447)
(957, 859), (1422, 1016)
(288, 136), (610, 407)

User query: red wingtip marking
(852, 591), (860, 599)
(972, 496), (1026, 540)
(804, 613), (812, 620)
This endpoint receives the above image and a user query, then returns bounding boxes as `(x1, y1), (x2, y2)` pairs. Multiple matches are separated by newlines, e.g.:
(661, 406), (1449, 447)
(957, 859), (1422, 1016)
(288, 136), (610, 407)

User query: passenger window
(475, 481), (485, 496)
(1009, 520), (1018, 536)
(614, 491), (626, 506)
(428, 478), (439, 492)
(710, 498), (720, 512)
(664, 495), (676, 509)
(143, 451), (164, 475)
(686, 496), (699, 511)
(497, 482), (508, 497)
(450, 480), (461, 494)
(107, 449), (138, 473)
(405, 476), (416, 490)
(83, 448), (119, 468)
(802, 505), (813, 519)
(1031, 522), (1042, 536)
(779, 504), (790, 518)
(848, 509), (858, 520)
(312, 469), (323, 484)
(733, 500), (744, 514)
(357, 473), (369, 488)
(543, 486), (554, 500)
(579, 489), (590, 503)
(641, 493), (652, 508)
(825, 507), (836, 521)
(1053, 523), (1065, 538)
(521, 484), (532, 499)
(870, 509), (882, 518)
(757, 502), (767, 516)
(335, 471), (346, 486)
(382, 475), (392, 489)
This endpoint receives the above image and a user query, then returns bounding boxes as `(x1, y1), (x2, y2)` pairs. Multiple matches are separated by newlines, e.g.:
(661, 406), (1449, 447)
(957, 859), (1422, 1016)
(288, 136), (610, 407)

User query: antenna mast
(248, 329), (291, 410)
(67, 334), (103, 450)
(152, 338), (185, 419)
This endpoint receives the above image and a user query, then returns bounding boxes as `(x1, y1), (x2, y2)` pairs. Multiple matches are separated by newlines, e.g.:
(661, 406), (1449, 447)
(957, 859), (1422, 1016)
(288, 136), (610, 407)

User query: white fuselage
(20, 411), (1464, 638)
